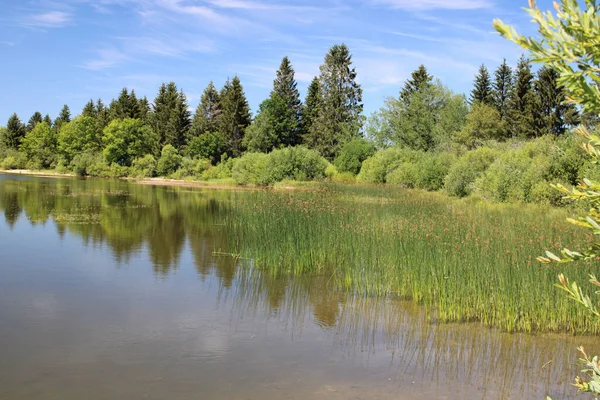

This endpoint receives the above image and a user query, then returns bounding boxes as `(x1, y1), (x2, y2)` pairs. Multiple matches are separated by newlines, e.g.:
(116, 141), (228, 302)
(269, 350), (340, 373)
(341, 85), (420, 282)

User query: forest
(1, 43), (598, 205)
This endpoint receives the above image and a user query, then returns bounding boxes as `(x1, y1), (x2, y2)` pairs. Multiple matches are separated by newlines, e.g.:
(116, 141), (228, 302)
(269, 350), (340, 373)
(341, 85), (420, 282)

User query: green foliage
(455, 103), (504, 148)
(58, 116), (101, 164)
(0, 150), (27, 170)
(244, 95), (298, 153)
(445, 147), (501, 198)
(26, 112), (43, 133)
(189, 81), (222, 142)
(20, 122), (57, 169)
(400, 64), (432, 104)
(470, 64), (494, 105)
(131, 155), (157, 178)
(102, 118), (157, 167)
(270, 56), (302, 146)
(231, 152), (270, 185)
(186, 132), (226, 164)
(493, 59), (513, 120)
(306, 44), (363, 160)
(357, 147), (422, 184)
(219, 76), (251, 157)
(4, 113), (25, 150)
(151, 82), (191, 149)
(333, 137), (376, 175)
(157, 145), (182, 177)
(302, 77), (323, 145)
(170, 158), (211, 180)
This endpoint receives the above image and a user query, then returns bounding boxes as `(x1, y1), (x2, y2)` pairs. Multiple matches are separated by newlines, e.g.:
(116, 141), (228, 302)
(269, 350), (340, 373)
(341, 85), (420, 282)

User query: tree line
(0, 43), (593, 183)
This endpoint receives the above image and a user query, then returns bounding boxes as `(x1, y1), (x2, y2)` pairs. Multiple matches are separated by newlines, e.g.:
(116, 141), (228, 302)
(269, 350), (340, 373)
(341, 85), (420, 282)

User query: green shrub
(415, 153), (456, 190)
(231, 152), (269, 185)
(0, 151), (27, 170)
(265, 146), (328, 183)
(131, 155), (157, 178)
(171, 158), (212, 180)
(325, 163), (338, 179)
(444, 147), (500, 197)
(387, 162), (419, 188)
(334, 138), (376, 175)
(476, 151), (531, 202)
(331, 172), (356, 184)
(201, 158), (234, 180)
(357, 147), (422, 183)
(157, 145), (182, 177)
(187, 132), (226, 164)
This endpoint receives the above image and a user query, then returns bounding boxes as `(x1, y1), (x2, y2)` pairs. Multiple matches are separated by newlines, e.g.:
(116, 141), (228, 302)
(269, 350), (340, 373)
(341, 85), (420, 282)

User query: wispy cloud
(371, 0), (493, 10)
(21, 11), (72, 28)
(81, 48), (131, 70)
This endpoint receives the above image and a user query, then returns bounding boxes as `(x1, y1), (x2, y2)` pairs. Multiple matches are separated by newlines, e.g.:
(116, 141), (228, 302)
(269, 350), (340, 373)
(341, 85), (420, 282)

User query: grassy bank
(225, 184), (599, 334)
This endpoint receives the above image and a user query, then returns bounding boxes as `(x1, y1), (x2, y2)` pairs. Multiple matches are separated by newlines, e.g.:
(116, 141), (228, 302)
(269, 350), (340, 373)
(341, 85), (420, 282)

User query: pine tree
(507, 55), (536, 138)
(26, 112), (43, 132)
(190, 81), (222, 140)
(43, 114), (52, 125)
(533, 66), (579, 136)
(219, 76), (251, 157)
(470, 64), (494, 105)
(4, 113), (26, 149)
(308, 44), (363, 160)
(82, 100), (98, 118)
(151, 82), (191, 150)
(302, 77), (323, 146)
(55, 105), (71, 128)
(400, 64), (432, 105)
(493, 59), (513, 120)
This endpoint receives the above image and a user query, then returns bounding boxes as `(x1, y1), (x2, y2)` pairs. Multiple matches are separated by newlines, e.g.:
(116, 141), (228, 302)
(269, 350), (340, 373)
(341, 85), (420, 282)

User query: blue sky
(0, 0), (555, 124)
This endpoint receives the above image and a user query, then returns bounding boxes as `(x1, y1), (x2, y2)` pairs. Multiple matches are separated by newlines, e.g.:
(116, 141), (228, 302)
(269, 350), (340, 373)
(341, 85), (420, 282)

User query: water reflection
(0, 173), (596, 400)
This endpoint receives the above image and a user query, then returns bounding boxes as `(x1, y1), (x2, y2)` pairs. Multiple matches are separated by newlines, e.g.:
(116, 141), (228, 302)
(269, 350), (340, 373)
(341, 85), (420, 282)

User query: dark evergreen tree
(82, 100), (98, 118)
(137, 96), (151, 121)
(506, 55), (536, 138)
(400, 64), (432, 105)
(190, 81), (222, 140)
(470, 64), (494, 105)
(109, 88), (144, 120)
(301, 77), (323, 145)
(308, 44), (363, 160)
(4, 113), (26, 149)
(270, 56), (302, 146)
(533, 66), (579, 136)
(151, 82), (191, 150)
(96, 99), (110, 131)
(43, 114), (53, 126)
(54, 104), (71, 128)
(219, 76), (251, 157)
(492, 59), (513, 120)
(26, 112), (43, 132)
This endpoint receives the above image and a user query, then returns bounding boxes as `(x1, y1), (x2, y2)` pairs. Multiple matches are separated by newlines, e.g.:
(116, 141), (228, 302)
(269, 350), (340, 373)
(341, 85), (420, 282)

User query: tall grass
(226, 184), (600, 334)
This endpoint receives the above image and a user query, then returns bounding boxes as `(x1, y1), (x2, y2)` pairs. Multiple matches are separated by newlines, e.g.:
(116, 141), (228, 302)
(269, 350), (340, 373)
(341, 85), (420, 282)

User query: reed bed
(225, 184), (600, 334)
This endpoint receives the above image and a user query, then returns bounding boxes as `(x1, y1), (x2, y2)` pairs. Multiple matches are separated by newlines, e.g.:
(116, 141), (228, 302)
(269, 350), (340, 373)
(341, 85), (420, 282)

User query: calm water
(0, 173), (596, 400)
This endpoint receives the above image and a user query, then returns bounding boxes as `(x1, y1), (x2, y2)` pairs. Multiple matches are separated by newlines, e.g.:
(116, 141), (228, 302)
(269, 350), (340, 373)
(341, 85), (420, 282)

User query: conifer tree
(190, 81), (222, 139)
(506, 55), (536, 138)
(43, 114), (53, 126)
(96, 99), (110, 131)
(492, 59), (513, 120)
(271, 56), (302, 146)
(26, 112), (43, 132)
(219, 76), (251, 157)
(400, 64), (432, 105)
(4, 113), (26, 149)
(308, 44), (363, 160)
(302, 77), (323, 146)
(55, 105), (71, 128)
(151, 82), (191, 150)
(109, 88), (144, 120)
(137, 96), (151, 121)
(82, 100), (97, 118)
(470, 64), (494, 105)
(533, 66), (579, 136)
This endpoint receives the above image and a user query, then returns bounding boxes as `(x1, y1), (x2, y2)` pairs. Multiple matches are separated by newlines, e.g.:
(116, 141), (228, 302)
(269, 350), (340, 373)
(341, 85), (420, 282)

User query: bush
(231, 152), (269, 185)
(265, 146), (328, 183)
(187, 132), (226, 164)
(444, 147), (500, 197)
(0, 151), (27, 170)
(171, 158), (211, 180)
(201, 158), (234, 180)
(157, 145), (182, 177)
(387, 162), (419, 187)
(131, 155), (157, 178)
(415, 153), (456, 190)
(476, 151), (531, 202)
(331, 172), (356, 184)
(334, 138), (376, 175)
(357, 147), (423, 183)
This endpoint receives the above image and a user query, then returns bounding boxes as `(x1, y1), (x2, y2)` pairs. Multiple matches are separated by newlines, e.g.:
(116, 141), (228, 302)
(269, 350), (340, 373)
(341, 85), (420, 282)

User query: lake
(0, 173), (596, 399)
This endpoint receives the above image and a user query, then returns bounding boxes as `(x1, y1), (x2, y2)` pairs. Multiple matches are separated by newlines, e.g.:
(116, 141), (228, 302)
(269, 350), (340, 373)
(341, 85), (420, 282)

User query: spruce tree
(82, 100), (97, 118)
(270, 56), (302, 146)
(507, 55), (536, 138)
(190, 81), (222, 140)
(302, 77), (323, 146)
(151, 82), (191, 150)
(308, 44), (363, 160)
(26, 112), (43, 132)
(5, 113), (26, 149)
(137, 96), (151, 121)
(493, 59), (513, 120)
(55, 105), (71, 128)
(470, 64), (494, 105)
(96, 99), (110, 131)
(533, 66), (579, 136)
(219, 76), (251, 157)
(109, 88), (143, 120)
(43, 114), (52, 126)
(400, 64), (432, 105)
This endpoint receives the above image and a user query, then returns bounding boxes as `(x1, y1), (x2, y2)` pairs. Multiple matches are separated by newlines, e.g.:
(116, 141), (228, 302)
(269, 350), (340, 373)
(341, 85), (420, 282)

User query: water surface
(0, 173), (595, 399)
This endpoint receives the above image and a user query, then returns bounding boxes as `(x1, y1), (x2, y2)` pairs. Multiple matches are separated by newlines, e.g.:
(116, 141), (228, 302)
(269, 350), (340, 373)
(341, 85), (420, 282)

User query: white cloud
(371, 0), (492, 10)
(81, 48), (131, 70)
(22, 11), (72, 28)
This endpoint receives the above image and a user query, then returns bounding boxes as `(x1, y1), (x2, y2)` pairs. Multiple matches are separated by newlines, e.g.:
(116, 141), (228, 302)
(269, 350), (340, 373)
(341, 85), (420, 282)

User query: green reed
(225, 184), (600, 334)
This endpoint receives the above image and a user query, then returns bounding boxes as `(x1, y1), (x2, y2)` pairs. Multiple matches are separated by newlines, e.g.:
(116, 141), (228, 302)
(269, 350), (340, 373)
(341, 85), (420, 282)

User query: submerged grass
(226, 184), (600, 334)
